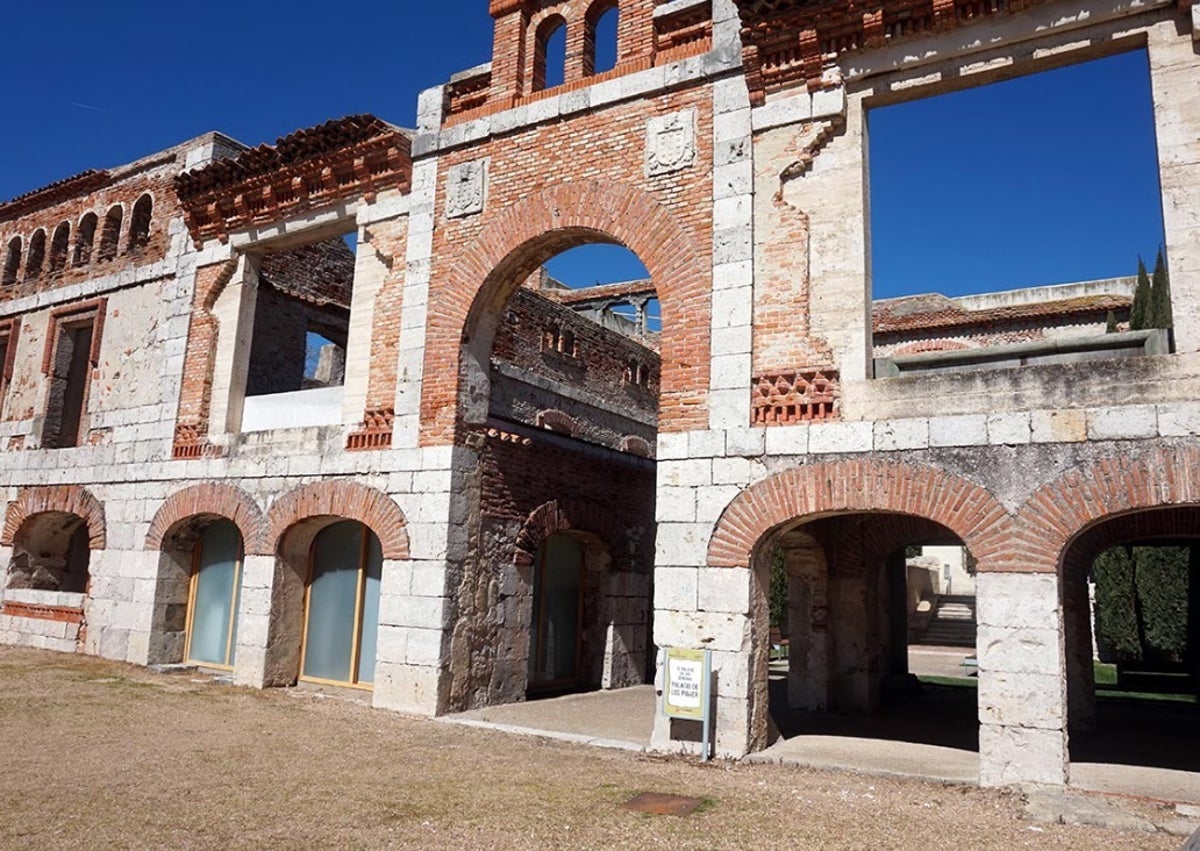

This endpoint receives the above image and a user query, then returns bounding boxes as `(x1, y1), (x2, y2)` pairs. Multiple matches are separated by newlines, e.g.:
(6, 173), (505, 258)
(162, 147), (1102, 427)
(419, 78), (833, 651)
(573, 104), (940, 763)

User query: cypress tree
(1106, 310), (1118, 333)
(1130, 257), (1151, 331)
(1150, 248), (1173, 329)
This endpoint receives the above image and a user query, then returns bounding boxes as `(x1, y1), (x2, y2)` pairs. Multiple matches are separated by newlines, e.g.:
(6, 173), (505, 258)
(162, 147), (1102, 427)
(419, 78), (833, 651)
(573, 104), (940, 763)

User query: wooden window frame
(298, 522), (377, 691)
(182, 521), (245, 671)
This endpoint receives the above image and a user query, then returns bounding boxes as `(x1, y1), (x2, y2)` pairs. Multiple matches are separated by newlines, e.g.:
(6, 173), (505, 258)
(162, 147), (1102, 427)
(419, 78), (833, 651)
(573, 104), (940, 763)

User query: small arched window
(74, 213), (98, 266)
(585, 2), (620, 76)
(49, 222), (71, 273)
(27, 230), (46, 278)
(533, 15), (567, 92)
(3, 237), (21, 287)
(98, 206), (122, 261)
(127, 194), (152, 252)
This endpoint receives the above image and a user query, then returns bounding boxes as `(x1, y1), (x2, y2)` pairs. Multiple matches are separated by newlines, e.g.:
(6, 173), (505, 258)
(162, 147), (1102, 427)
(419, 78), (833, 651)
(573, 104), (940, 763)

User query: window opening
(184, 520), (244, 669)
(300, 520), (383, 687)
(3, 237), (20, 287)
(26, 230), (46, 278)
(74, 213), (97, 266)
(534, 16), (567, 91)
(49, 222), (70, 273)
(127, 194), (152, 253)
(586, 3), (620, 76)
(43, 319), (94, 448)
(98, 206), (122, 261)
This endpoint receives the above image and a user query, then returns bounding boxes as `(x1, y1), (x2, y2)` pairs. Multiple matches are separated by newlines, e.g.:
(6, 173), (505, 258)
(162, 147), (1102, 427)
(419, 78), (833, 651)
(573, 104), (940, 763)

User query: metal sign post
(661, 647), (713, 762)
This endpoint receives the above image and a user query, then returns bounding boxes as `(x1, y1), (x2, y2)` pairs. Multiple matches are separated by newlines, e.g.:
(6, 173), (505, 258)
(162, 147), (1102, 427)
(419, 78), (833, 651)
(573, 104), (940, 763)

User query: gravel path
(0, 647), (1181, 849)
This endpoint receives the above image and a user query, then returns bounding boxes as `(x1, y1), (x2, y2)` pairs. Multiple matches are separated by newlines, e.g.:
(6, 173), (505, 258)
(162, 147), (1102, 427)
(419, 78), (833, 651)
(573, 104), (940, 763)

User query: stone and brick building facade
(1, 0), (1198, 791)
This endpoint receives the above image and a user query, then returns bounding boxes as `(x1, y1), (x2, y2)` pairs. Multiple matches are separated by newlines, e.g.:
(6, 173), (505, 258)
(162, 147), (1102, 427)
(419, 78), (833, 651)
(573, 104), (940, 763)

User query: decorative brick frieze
(0, 601), (84, 624)
(346, 407), (395, 451)
(750, 367), (840, 425)
(176, 116), (412, 247)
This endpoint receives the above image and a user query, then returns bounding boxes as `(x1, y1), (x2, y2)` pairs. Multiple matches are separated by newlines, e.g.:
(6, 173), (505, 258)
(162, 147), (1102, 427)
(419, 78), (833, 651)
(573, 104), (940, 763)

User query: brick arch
(822, 514), (959, 578)
(266, 480), (409, 560)
(144, 483), (269, 555)
(707, 459), (1010, 570)
(1014, 444), (1200, 575)
(421, 179), (709, 443)
(513, 497), (625, 569)
(892, 339), (972, 356)
(2, 485), (106, 549)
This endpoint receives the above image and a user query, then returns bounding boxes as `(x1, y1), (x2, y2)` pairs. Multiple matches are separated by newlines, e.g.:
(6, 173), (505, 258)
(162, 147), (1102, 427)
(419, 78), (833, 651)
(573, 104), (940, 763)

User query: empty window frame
(97, 206), (122, 262)
(3, 237), (20, 287)
(49, 222), (70, 273)
(40, 300), (106, 449)
(0, 318), (19, 415)
(127, 194), (152, 253)
(74, 213), (98, 266)
(26, 230), (46, 278)
(584, 1), (620, 76)
(533, 15), (568, 92)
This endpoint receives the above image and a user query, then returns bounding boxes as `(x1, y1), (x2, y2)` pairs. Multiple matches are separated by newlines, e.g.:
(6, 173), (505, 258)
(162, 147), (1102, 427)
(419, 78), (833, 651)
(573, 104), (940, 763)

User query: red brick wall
(0, 164), (179, 304)
(422, 85), (714, 446)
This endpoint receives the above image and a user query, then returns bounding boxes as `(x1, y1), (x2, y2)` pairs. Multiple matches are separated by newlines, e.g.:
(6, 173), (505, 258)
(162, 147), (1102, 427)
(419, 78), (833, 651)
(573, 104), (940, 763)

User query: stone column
(1147, 20), (1200, 352)
(1063, 569), (1096, 730)
(372, 549), (450, 716)
(231, 554), (279, 688)
(783, 541), (829, 710)
(976, 572), (1068, 788)
(829, 569), (877, 712)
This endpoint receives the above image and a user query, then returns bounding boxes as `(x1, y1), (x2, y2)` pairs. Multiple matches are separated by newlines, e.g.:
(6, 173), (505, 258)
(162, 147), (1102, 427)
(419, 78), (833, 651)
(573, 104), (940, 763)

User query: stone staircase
(918, 594), (977, 648)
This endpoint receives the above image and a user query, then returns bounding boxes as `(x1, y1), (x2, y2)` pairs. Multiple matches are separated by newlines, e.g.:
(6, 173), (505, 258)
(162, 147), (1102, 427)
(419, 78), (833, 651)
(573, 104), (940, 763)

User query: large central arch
(420, 179), (711, 443)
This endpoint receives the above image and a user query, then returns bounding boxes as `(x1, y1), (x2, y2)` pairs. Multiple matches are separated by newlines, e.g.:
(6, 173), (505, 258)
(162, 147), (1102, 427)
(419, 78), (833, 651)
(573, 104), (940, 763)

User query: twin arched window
(532, 2), (619, 93)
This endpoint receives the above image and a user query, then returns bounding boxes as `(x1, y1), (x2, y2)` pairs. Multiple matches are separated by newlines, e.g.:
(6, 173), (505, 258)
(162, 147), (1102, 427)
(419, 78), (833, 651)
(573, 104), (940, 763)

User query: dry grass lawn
(0, 647), (1181, 849)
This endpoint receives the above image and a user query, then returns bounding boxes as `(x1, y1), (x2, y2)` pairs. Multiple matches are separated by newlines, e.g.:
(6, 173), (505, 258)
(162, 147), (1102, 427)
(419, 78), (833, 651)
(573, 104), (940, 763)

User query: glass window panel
(187, 520), (243, 667)
(303, 521), (364, 683)
(533, 534), (583, 684)
(355, 531), (383, 684)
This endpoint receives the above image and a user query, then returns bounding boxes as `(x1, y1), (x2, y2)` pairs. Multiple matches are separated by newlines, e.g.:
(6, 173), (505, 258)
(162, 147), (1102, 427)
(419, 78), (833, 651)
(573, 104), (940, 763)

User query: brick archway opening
(423, 180), (709, 445)
(1058, 506), (1200, 777)
(261, 481), (409, 689)
(702, 460), (1007, 758)
(748, 511), (979, 759)
(2, 486), (106, 601)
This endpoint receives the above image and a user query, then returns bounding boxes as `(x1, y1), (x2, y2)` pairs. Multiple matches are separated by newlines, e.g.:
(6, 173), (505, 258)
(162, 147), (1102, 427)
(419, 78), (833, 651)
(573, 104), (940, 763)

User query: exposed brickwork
(360, 223), (409, 417)
(707, 460), (1009, 570)
(424, 127), (713, 443)
(0, 601), (84, 623)
(1014, 445), (1200, 574)
(265, 480), (410, 560)
(0, 160), (176, 304)
(457, 0), (710, 122)
(750, 367), (840, 424)
(176, 116), (411, 246)
(40, 298), (107, 375)
(173, 260), (238, 457)
(2, 485), (107, 549)
(258, 238), (355, 308)
(512, 496), (627, 568)
(144, 483), (269, 556)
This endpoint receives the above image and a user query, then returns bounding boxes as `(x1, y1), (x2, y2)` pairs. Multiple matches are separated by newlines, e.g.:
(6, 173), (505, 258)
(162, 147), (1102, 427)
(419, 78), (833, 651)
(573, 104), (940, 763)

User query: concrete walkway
(746, 735), (979, 784)
(441, 685), (656, 750)
(1072, 763), (1200, 805)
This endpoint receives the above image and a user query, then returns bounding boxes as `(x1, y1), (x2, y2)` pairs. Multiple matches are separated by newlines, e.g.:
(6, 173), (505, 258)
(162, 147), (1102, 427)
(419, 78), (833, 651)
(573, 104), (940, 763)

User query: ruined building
(1, 0), (1198, 791)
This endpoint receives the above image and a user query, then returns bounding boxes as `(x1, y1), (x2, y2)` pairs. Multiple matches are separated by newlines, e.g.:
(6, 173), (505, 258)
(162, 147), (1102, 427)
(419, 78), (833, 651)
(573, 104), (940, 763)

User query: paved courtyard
(0, 647), (1190, 849)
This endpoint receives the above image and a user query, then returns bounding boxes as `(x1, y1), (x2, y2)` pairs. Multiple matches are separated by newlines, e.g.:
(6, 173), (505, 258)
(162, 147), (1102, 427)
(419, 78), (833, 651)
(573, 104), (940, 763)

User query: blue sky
(1, 2), (1166, 300)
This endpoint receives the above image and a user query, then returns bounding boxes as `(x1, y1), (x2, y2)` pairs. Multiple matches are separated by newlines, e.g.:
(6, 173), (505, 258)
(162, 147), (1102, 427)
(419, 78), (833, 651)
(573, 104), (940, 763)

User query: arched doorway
(183, 519), (244, 669)
(1061, 506), (1200, 779)
(299, 520), (383, 688)
(528, 532), (584, 693)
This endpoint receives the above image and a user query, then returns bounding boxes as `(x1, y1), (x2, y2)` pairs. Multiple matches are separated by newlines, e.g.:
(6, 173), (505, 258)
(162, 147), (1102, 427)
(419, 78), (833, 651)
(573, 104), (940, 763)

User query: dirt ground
(0, 647), (1183, 850)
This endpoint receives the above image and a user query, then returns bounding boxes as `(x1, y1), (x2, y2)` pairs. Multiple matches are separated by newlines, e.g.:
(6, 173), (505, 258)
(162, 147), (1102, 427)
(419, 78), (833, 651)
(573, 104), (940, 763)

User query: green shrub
(1093, 544), (1191, 666)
